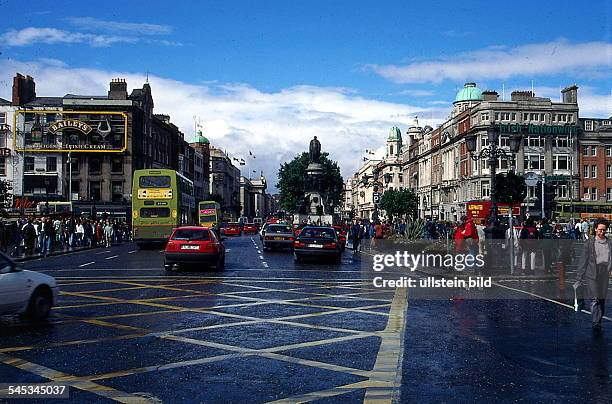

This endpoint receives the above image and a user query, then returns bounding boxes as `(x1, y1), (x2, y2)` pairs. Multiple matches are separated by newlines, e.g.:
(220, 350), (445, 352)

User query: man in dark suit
(575, 219), (612, 329)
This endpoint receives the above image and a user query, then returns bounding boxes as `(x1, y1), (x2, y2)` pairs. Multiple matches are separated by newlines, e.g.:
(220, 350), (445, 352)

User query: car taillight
(288, 237), (294, 241)
(165, 241), (177, 252)
(323, 242), (337, 249)
(201, 243), (219, 253)
(294, 241), (305, 248)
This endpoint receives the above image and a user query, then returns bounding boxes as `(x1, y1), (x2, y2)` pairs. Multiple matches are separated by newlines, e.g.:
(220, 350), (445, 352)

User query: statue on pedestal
(309, 136), (321, 164)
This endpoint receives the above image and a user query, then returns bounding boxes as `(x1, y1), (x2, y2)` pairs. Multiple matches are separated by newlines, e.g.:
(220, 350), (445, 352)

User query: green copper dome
(454, 82), (483, 103)
(388, 126), (402, 141)
(196, 134), (210, 144)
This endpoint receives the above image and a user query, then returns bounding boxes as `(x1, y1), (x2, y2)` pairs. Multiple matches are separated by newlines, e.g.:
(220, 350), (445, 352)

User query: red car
(164, 226), (225, 271)
(332, 225), (347, 251)
(243, 223), (259, 234)
(221, 222), (242, 236)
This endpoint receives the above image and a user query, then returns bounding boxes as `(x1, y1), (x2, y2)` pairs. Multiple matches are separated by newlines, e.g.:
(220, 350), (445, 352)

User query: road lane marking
(105, 255), (119, 260)
(78, 262), (95, 267)
(127, 250), (137, 254)
(493, 282), (612, 322)
(259, 255), (264, 260)
(0, 352), (150, 403)
(94, 250), (112, 255)
(263, 262), (269, 268)
(364, 286), (408, 403)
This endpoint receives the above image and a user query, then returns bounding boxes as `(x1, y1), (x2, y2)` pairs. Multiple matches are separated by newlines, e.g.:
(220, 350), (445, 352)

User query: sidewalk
(359, 239), (572, 281)
(7, 241), (132, 262)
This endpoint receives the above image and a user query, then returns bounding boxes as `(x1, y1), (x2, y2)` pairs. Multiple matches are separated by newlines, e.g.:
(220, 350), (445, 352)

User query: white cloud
(0, 27), (137, 47)
(0, 59), (435, 190)
(534, 85), (611, 118)
(66, 17), (172, 35)
(370, 40), (612, 84)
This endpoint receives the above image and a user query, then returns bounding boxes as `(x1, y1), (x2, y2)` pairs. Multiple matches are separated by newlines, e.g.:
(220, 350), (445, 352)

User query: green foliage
(0, 179), (12, 210)
(493, 172), (527, 204)
(276, 152), (343, 212)
(378, 188), (418, 220)
(404, 218), (426, 240)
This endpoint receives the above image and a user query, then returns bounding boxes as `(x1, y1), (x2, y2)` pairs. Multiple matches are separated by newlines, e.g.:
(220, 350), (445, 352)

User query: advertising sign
(14, 110), (128, 153)
(137, 189), (173, 199)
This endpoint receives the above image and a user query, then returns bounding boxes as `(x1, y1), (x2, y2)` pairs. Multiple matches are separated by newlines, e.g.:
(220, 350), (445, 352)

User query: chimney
(561, 85), (578, 104)
(12, 73), (36, 105)
(511, 90), (534, 101)
(108, 78), (127, 100)
(482, 90), (499, 101)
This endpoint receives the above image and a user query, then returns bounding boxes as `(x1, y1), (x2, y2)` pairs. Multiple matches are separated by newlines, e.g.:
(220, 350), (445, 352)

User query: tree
(378, 188), (418, 221)
(276, 152), (343, 212)
(493, 172), (527, 204)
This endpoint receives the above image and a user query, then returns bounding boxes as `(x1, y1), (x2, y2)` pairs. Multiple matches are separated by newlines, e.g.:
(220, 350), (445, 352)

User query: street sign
(373, 192), (380, 203)
(524, 172), (539, 187)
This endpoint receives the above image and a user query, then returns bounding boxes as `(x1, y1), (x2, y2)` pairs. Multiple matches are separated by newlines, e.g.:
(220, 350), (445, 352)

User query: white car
(0, 252), (59, 320)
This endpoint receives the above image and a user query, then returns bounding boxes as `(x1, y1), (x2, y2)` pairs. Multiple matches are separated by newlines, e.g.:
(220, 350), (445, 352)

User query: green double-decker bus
(132, 169), (195, 246)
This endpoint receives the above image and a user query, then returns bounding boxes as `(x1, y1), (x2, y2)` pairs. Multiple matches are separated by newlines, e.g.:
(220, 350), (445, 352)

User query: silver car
(262, 224), (295, 251)
(0, 252), (59, 320)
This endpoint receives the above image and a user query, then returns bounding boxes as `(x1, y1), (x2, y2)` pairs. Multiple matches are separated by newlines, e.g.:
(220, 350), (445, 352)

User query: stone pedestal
(305, 162), (324, 215)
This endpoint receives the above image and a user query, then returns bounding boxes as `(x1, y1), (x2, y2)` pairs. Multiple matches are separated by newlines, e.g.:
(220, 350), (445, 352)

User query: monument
(295, 136), (333, 225)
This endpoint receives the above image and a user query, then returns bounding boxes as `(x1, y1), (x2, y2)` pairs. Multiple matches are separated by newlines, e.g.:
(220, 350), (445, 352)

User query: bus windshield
(139, 176), (171, 188)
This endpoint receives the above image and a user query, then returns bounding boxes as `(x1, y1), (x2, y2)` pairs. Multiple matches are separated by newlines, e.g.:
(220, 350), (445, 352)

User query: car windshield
(172, 229), (210, 241)
(268, 225), (292, 233)
(300, 228), (335, 239)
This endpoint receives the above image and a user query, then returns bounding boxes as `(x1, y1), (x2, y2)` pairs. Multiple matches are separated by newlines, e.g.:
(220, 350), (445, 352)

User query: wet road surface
(0, 235), (610, 403)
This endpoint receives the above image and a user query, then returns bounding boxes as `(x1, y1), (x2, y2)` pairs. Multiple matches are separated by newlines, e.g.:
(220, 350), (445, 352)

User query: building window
(24, 157), (34, 172)
(592, 165), (597, 178)
(556, 184), (568, 199)
(89, 158), (101, 174)
(591, 187), (598, 201)
(70, 157), (79, 173)
(389, 145), (393, 155)
(607, 146), (612, 157)
(554, 137), (569, 148)
(553, 155), (569, 170)
(0, 130), (5, 148)
(591, 147), (597, 156)
(583, 165), (589, 178)
(583, 146), (589, 156)
(481, 181), (490, 198)
(89, 181), (101, 200)
(0, 157), (5, 176)
(608, 165), (612, 179)
(585, 120), (593, 131)
(511, 113), (516, 120)
(607, 188), (612, 201)
(528, 186), (538, 199)
(111, 157), (123, 173)
(524, 136), (544, 147)
(46, 157), (57, 172)
(481, 112), (489, 121)
(524, 155), (545, 170)
(111, 181), (123, 202)
(499, 136), (510, 147)
(71, 180), (79, 198)
(481, 137), (489, 147)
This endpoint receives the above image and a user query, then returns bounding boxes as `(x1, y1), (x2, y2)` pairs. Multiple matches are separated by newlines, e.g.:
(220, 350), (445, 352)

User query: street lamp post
(361, 169), (382, 222)
(465, 127), (522, 240)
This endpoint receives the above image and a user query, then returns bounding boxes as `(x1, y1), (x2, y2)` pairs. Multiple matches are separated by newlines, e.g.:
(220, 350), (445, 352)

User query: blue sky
(1, 0), (610, 185)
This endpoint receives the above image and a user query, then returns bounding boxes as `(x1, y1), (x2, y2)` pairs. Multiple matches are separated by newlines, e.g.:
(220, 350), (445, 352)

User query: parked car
(164, 226), (225, 271)
(243, 223), (259, 234)
(221, 222), (242, 237)
(0, 252), (59, 320)
(293, 226), (342, 264)
(263, 224), (295, 251)
(332, 225), (347, 252)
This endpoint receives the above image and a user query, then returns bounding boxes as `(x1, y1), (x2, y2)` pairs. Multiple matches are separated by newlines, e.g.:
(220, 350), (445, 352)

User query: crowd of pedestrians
(0, 217), (131, 258)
